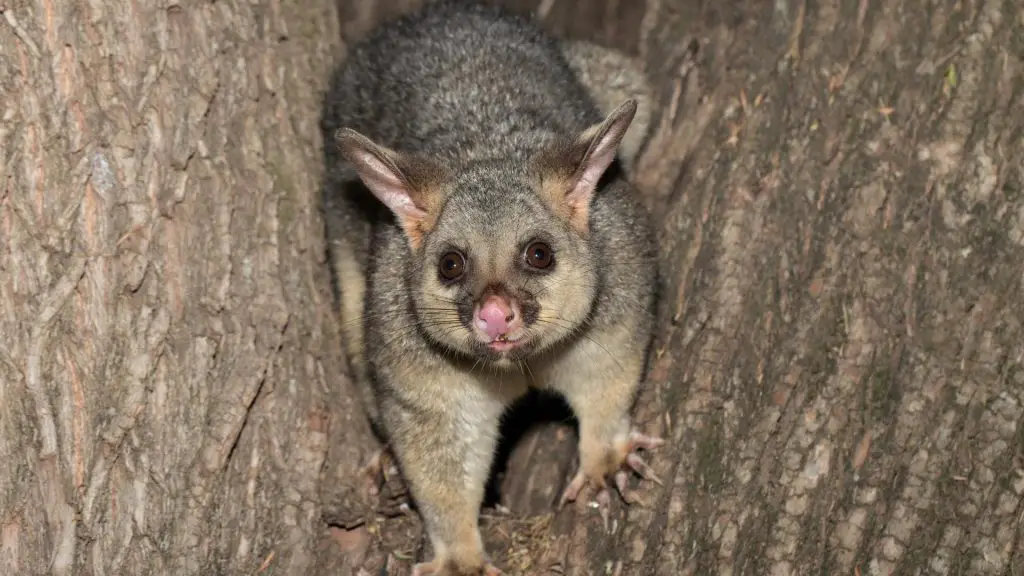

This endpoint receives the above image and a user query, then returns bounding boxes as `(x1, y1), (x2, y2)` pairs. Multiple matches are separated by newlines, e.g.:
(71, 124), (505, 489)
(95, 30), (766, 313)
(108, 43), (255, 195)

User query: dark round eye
(524, 242), (554, 269)
(439, 251), (466, 281)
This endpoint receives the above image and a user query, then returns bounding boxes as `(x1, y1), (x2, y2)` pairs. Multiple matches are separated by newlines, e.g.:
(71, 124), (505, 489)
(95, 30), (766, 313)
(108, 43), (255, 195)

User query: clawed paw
(359, 446), (414, 517)
(558, 430), (665, 530)
(411, 558), (503, 576)
(411, 559), (439, 576)
(358, 446), (394, 497)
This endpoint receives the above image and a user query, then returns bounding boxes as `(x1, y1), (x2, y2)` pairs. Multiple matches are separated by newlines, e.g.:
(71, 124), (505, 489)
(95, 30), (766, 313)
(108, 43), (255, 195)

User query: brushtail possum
(321, 1), (662, 574)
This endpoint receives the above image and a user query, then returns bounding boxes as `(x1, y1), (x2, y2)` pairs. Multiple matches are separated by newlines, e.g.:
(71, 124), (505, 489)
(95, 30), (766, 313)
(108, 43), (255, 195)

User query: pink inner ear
(566, 133), (619, 206)
(352, 149), (427, 220)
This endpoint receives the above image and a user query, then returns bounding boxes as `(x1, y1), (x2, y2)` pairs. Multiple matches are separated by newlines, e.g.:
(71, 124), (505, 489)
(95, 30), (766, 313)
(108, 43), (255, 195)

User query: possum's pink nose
(476, 296), (514, 341)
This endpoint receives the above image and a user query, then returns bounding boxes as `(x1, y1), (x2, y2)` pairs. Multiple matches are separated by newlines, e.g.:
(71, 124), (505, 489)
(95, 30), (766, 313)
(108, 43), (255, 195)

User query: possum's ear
(336, 128), (448, 249)
(536, 99), (636, 233)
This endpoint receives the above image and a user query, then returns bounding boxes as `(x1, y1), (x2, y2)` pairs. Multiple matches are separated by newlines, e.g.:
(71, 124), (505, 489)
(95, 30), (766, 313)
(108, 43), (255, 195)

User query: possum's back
(323, 0), (600, 164)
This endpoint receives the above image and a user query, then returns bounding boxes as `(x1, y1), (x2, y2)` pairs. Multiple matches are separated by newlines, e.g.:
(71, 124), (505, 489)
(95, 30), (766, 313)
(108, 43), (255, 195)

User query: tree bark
(0, 1), (367, 574)
(3, 0), (1023, 575)
(332, 1), (1024, 575)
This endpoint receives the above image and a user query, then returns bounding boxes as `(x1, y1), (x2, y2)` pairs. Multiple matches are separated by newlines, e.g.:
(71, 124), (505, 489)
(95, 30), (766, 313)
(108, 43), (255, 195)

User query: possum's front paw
(358, 445), (402, 497)
(358, 446), (413, 516)
(411, 557), (503, 576)
(559, 430), (665, 530)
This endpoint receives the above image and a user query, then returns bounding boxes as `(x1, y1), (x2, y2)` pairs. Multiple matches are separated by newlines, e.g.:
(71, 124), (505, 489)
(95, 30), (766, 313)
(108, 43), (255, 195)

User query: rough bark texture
(3, 0), (1023, 575)
(327, 1), (1024, 575)
(0, 0), (360, 574)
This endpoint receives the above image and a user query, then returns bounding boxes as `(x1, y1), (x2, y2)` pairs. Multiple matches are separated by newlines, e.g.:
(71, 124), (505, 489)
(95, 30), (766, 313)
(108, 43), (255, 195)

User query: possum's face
(336, 99), (637, 366)
(409, 167), (600, 363)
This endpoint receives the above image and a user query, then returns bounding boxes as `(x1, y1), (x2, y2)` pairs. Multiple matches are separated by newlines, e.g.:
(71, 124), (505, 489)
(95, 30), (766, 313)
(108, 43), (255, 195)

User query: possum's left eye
(524, 242), (554, 269)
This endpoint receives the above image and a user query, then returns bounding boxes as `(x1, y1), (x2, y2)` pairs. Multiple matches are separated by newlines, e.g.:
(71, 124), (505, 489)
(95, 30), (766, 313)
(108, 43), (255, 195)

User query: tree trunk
(0, 1), (367, 574)
(3, 0), (1023, 575)
(330, 1), (1024, 575)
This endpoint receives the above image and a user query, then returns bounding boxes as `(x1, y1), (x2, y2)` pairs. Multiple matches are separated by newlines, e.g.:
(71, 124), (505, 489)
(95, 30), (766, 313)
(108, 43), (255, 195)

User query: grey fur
(559, 38), (656, 170)
(321, 1), (660, 572)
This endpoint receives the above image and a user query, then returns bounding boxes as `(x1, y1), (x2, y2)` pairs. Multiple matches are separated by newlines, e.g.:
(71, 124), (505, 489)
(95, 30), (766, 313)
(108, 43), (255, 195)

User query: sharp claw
(413, 559), (501, 575)
(411, 561), (438, 576)
(614, 470), (643, 506)
(614, 470), (629, 495)
(559, 471), (587, 507)
(560, 431), (664, 516)
(626, 452), (663, 486)
(364, 475), (380, 496)
(629, 431), (666, 451)
(596, 488), (611, 531)
(358, 447), (392, 498)
(359, 448), (383, 474)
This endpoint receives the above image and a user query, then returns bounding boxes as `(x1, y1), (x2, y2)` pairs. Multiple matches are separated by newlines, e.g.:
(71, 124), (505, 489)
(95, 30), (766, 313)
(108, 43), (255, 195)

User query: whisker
(530, 316), (625, 372)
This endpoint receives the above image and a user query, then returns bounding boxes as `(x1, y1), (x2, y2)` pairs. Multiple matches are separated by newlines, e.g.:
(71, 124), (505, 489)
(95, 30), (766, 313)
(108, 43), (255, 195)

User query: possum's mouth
(486, 333), (528, 352)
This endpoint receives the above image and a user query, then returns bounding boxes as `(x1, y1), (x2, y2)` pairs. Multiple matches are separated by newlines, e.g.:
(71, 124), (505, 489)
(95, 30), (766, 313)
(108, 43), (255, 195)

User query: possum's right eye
(438, 251), (467, 282)
(524, 241), (554, 270)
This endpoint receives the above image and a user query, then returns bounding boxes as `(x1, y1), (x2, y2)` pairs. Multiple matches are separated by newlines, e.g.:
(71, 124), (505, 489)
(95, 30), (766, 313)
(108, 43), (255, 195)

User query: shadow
(482, 388), (577, 508)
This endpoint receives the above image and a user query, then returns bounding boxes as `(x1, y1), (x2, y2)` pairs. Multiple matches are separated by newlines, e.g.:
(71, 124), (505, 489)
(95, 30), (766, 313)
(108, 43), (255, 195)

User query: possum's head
(336, 100), (637, 366)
